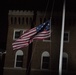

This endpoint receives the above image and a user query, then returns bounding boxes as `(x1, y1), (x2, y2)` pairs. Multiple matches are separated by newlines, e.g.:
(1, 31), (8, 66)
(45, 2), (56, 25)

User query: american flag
(12, 20), (51, 50)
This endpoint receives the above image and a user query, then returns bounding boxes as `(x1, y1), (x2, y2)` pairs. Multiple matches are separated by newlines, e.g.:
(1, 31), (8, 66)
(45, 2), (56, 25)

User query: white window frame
(43, 37), (51, 42)
(13, 29), (26, 40)
(14, 50), (23, 68)
(41, 51), (50, 70)
(64, 31), (70, 43)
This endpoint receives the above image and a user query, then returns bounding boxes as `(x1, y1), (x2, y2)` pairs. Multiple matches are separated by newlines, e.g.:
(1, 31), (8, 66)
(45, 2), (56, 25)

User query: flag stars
(41, 25), (43, 28)
(48, 24), (50, 25)
(43, 23), (45, 25)
(36, 20), (50, 32)
(12, 20), (51, 50)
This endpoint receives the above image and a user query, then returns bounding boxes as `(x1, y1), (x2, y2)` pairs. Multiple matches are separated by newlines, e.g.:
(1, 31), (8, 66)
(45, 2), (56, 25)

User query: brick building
(3, 10), (76, 75)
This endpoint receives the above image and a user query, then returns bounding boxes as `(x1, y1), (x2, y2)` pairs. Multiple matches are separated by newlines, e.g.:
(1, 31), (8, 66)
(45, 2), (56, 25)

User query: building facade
(3, 10), (76, 75)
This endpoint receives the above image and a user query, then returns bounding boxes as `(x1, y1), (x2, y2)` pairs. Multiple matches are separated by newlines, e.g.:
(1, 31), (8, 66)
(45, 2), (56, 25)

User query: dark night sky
(0, 0), (76, 50)
(6, 0), (76, 11)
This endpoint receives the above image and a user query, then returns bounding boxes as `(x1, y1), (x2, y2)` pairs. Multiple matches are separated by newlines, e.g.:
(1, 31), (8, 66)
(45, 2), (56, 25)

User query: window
(22, 17), (24, 24)
(41, 51), (50, 69)
(62, 57), (67, 70)
(11, 17), (13, 24)
(26, 17), (28, 24)
(40, 18), (42, 24)
(14, 50), (23, 68)
(14, 17), (17, 24)
(42, 56), (50, 69)
(18, 17), (20, 24)
(16, 55), (23, 67)
(29, 18), (32, 24)
(64, 32), (69, 42)
(62, 52), (68, 70)
(13, 29), (24, 40)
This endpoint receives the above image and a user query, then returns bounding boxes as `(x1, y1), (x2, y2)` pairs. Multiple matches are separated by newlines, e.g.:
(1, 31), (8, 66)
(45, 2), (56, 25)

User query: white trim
(14, 50), (23, 68)
(43, 39), (51, 42)
(41, 51), (50, 70)
(4, 67), (50, 71)
(0, 51), (6, 54)
(13, 29), (26, 40)
(8, 10), (34, 15)
(63, 52), (68, 58)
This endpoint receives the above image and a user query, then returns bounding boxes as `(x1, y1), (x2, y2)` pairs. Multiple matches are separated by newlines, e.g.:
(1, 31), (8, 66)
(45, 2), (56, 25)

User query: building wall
(3, 10), (52, 75)
(64, 16), (76, 71)
(3, 10), (76, 75)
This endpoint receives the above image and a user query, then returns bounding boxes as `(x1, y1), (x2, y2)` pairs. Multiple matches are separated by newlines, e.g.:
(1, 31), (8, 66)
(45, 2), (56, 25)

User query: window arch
(41, 51), (50, 69)
(62, 52), (68, 70)
(14, 50), (24, 68)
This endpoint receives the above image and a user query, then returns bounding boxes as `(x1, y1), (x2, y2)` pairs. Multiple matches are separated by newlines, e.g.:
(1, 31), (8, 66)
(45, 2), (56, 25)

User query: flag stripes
(12, 20), (51, 50)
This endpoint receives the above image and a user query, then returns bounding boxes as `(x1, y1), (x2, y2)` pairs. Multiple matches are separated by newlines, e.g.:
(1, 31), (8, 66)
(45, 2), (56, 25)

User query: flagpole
(50, 17), (51, 40)
(26, 11), (37, 75)
(59, 0), (65, 75)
